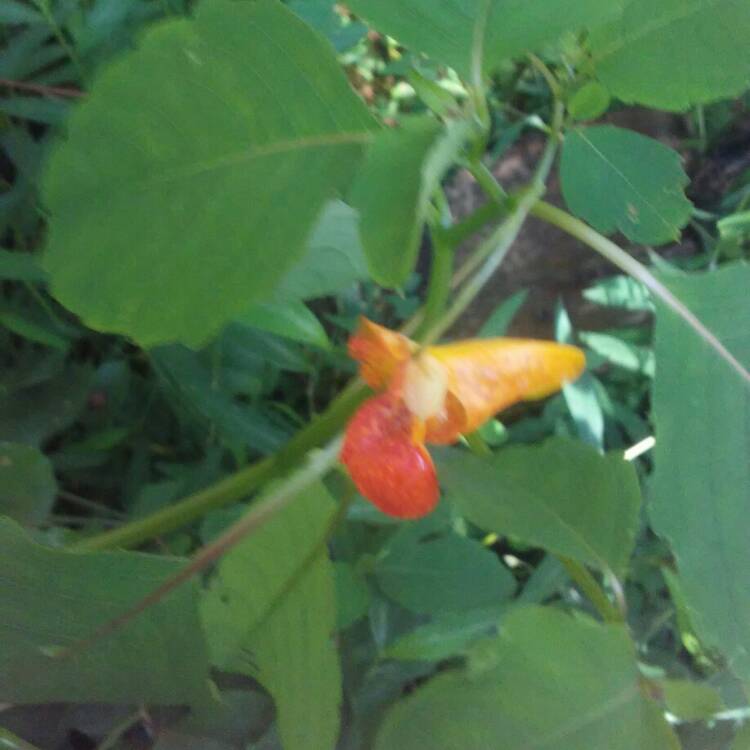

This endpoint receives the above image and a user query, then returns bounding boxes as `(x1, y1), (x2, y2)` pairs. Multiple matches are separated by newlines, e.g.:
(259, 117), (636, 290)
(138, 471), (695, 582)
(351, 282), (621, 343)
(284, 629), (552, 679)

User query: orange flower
(341, 317), (585, 519)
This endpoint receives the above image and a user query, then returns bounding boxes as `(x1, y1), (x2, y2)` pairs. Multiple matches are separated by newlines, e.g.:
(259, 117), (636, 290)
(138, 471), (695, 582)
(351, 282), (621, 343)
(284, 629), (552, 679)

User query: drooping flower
(341, 317), (586, 519)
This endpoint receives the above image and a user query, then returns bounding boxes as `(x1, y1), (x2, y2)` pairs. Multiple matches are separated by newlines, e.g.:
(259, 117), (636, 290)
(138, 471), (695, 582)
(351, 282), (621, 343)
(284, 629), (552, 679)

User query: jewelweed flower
(341, 317), (585, 519)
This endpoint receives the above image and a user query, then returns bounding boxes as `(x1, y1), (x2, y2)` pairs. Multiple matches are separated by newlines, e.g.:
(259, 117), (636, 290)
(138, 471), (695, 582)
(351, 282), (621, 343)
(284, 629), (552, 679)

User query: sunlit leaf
(43, 0), (375, 347)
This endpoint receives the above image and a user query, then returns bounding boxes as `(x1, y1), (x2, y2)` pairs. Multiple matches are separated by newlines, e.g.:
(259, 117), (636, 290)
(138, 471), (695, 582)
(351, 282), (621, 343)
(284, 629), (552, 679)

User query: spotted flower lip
(342, 316), (586, 519)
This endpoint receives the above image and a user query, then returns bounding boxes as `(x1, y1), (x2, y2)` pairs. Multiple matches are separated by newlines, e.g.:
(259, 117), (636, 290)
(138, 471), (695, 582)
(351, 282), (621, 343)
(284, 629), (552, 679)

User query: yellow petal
(348, 317), (414, 389)
(425, 338), (586, 444)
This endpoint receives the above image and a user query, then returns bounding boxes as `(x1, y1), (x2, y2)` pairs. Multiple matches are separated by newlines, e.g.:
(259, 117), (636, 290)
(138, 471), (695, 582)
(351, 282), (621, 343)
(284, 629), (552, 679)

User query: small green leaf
(583, 275), (653, 311)
(590, 0), (750, 111)
(43, 0), (375, 347)
(580, 331), (655, 377)
(650, 264), (750, 683)
(374, 531), (516, 614)
(568, 81), (611, 121)
(0, 517), (212, 706)
(438, 437), (641, 576)
(383, 605), (506, 662)
(237, 301), (330, 349)
(0, 442), (56, 524)
(352, 117), (467, 287)
(478, 290), (529, 337)
(201, 483), (341, 750)
(660, 679), (724, 721)
(560, 126), (692, 244)
(0, 0), (44, 24)
(0, 310), (70, 351)
(376, 606), (679, 750)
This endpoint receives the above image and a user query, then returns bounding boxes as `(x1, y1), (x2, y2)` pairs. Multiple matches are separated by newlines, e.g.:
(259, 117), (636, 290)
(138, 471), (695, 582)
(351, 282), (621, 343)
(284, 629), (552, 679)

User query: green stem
(530, 200), (750, 386)
(0, 728), (44, 750)
(416, 226), (454, 339)
(71, 380), (368, 551)
(469, 160), (507, 204)
(443, 200), (506, 248)
(58, 437), (344, 656)
(463, 430), (492, 456)
(559, 556), (623, 623)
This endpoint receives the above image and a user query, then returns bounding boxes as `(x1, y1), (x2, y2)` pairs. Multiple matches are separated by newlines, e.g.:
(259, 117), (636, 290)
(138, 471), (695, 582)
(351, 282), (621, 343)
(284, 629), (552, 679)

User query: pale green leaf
(376, 606), (679, 750)
(0, 517), (211, 706)
(347, 0), (624, 79)
(0, 0), (44, 24)
(732, 723), (750, 750)
(590, 0), (750, 111)
(438, 437), (641, 576)
(560, 126), (692, 245)
(568, 81), (611, 121)
(660, 679), (724, 721)
(274, 200), (369, 302)
(375, 531), (516, 614)
(583, 275), (653, 311)
(579, 331), (655, 376)
(43, 0), (375, 347)
(0, 442), (56, 524)
(351, 117), (467, 287)
(650, 264), (750, 682)
(201, 483), (341, 750)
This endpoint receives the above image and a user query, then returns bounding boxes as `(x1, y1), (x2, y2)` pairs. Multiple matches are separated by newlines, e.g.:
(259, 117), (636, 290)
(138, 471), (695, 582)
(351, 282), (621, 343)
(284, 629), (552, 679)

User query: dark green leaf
(201, 483), (341, 750)
(0, 1), (44, 24)
(0, 442), (56, 524)
(0, 517), (212, 706)
(352, 117), (467, 287)
(347, 0), (624, 79)
(0, 366), (91, 446)
(560, 126), (692, 244)
(590, 0), (750, 111)
(650, 264), (750, 682)
(43, 0), (375, 347)
(376, 606), (679, 749)
(0, 249), (47, 283)
(374, 531), (516, 614)
(438, 437), (641, 576)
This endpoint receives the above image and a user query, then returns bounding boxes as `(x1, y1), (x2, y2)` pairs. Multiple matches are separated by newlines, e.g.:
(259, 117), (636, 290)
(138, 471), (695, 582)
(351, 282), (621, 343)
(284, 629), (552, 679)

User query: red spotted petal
(341, 394), (439, 519)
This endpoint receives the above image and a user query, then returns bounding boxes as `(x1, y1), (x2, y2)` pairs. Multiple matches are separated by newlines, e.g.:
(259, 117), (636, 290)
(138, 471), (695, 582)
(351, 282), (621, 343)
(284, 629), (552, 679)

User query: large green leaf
(650, 264), (750, 681)
(376, 606), (678, 749)
(347, 0), (623, 79)
(560, 126), (692, 245)
(0, 517), (211, 706)
(201, 483), (341, 750)
(374, 530), (516, 614)
(438, 437), (641, 576)
(0, 442), (56, 524)
(351, 117), (467, 287)
(43, 0), (375, 347)
(590, 0), (750, 111)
